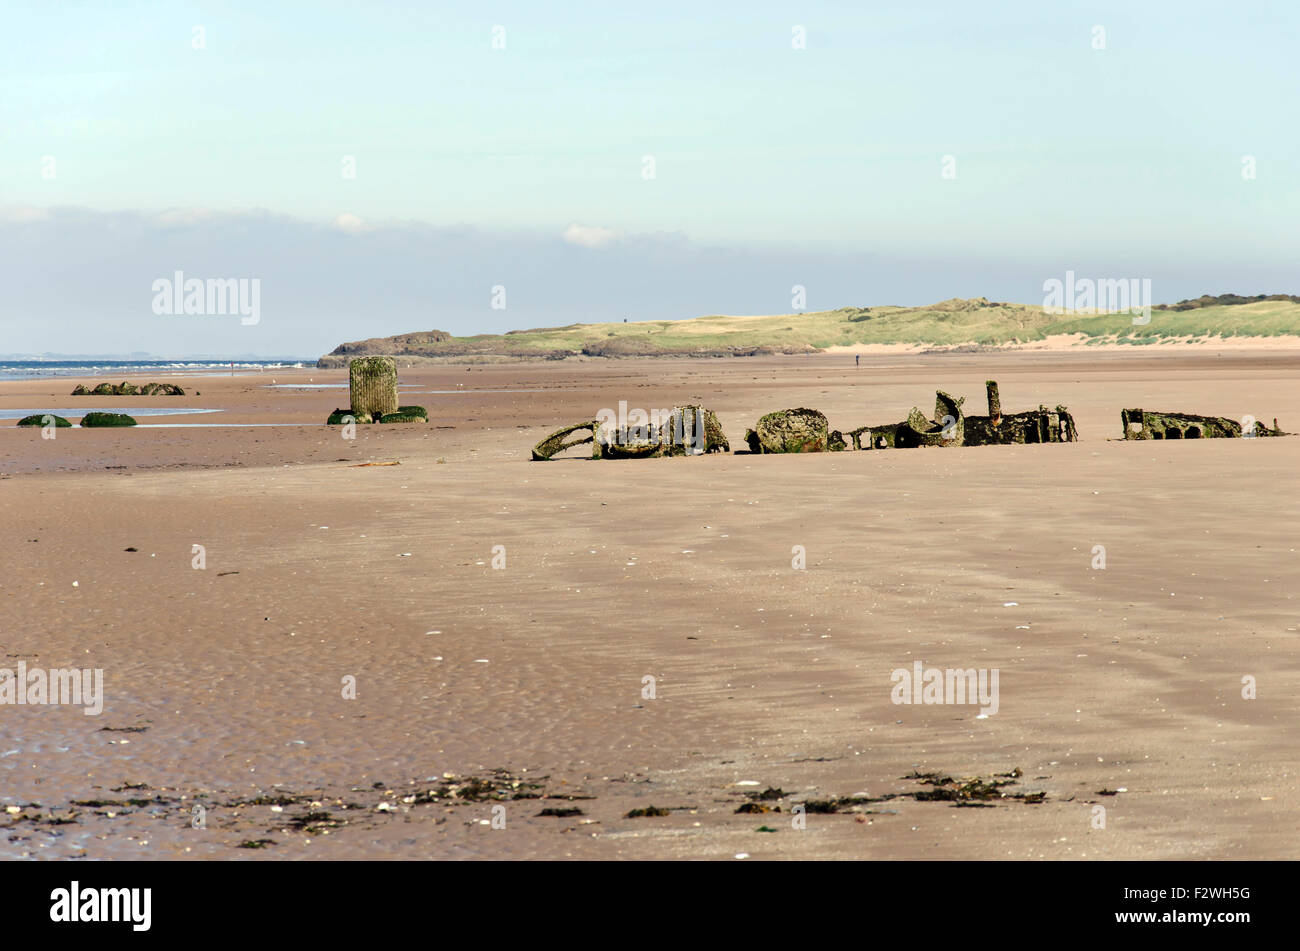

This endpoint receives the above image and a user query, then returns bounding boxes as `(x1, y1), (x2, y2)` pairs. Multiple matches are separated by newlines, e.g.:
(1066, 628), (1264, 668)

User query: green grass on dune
(333, 299), (1300, 359)
(1045, 300), (1300, 340)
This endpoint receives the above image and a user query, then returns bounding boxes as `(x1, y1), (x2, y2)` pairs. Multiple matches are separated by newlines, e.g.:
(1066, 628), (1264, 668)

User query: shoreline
(318, 333), (1300, 367)
(9, 334), (1299, 383)
(0, 362), (313, 383)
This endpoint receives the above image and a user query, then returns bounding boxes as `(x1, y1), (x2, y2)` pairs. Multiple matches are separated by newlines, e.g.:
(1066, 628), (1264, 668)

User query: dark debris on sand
(2, 763), (1098, 856)
(731, 767), (1054, 815)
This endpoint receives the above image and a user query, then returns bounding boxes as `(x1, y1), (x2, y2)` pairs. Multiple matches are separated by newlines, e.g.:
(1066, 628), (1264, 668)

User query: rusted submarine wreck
(529, 380), (1285, 460)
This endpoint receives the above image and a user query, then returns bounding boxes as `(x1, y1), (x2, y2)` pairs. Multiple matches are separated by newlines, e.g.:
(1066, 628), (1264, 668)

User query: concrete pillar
(349, 356), (399, 420)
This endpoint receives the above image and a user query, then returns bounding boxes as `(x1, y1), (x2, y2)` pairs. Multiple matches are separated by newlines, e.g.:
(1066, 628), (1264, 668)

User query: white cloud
(153, 207), (214, 226)
(0, 206), (52, 223)
(562, 223), (619, 249)
(332, 212), (369, 234)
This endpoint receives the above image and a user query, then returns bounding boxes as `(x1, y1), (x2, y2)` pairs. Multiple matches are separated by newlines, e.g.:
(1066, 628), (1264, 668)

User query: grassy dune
(319, 297), (1300, 364)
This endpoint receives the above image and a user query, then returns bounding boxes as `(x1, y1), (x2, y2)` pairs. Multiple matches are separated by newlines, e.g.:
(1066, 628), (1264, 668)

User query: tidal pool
(2, 407), (220, 420)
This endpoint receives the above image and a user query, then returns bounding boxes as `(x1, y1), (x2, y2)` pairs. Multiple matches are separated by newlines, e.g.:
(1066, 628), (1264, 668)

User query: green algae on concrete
(326, 408), (361, 425)
(16, 414), (72, 427)
(80, 412), (138, 427)
(326, 405), (429, 425)
(349, 356), (399, 420)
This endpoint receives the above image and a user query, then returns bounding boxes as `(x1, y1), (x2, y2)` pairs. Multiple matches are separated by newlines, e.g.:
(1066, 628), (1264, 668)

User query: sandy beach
(0, 349), (1296, 859)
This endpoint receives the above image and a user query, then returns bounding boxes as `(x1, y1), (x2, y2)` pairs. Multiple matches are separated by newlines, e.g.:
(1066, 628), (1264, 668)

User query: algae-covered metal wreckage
(1120, 408), (1285, 440)
(743, 382), (1077, 453)
(522, 378), (1288, 459)
(531, 405), (729, 460)
(531, 382), (1080, 459)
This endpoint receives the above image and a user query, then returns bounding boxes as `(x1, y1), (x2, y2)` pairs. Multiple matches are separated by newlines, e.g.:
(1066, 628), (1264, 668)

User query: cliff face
(315, 326), (811, 366)
(317, 328), (579, 366)
(327, 330), (453, 356)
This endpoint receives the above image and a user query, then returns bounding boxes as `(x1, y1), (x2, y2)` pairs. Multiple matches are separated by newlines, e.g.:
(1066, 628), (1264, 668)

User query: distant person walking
(855, 354), (860, 367)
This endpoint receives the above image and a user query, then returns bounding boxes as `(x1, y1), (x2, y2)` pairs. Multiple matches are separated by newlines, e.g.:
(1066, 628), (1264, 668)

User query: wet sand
(0, 350), (1296, 859)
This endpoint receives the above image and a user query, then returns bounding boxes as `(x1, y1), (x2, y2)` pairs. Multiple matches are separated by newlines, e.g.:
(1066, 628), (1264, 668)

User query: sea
(0, 360), (312, 381)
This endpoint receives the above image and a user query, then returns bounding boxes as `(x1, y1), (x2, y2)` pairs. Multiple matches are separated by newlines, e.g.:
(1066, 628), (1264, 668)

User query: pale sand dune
(824, 333), (1300, 354)
(0, 351), (1295, 859)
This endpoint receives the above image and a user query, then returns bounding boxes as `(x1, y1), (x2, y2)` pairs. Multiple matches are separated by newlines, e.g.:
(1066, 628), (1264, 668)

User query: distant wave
(0, 360), (307, 381)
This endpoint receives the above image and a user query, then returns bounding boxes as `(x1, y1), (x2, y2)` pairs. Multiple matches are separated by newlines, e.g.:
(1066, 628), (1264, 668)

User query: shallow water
(135, 422), (313, 428)
(418, 389), (558, 394)
(1, 407), (220, 420)
(264, 383), (420, 389)
(0, 361), (307, 381)
(262, 384), (549, 394)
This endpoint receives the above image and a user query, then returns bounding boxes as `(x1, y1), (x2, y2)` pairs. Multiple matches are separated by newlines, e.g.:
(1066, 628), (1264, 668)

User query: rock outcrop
(326, 403), (427, 425)
(71, 382), (185, 396)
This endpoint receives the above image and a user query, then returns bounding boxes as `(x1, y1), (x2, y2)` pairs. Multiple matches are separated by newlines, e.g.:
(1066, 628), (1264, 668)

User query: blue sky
(2, 1), (1297, 355)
